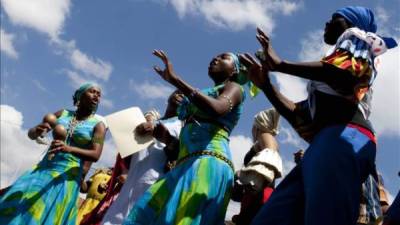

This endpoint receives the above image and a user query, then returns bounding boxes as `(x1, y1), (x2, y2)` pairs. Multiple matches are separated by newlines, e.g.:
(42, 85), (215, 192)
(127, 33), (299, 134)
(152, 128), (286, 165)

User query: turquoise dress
(123, 84), (245, 225)
(0, 110), (102, 225)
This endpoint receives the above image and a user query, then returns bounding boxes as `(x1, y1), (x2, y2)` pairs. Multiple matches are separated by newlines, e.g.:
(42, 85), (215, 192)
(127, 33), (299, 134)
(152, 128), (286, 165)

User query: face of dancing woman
(78, 86), (102, 112)
(324, 14), (352, 45)
(208, 53), (236, 84)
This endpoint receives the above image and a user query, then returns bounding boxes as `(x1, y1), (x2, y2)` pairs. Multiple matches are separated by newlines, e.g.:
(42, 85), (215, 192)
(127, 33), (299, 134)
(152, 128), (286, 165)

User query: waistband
(175, 150), (234, 172)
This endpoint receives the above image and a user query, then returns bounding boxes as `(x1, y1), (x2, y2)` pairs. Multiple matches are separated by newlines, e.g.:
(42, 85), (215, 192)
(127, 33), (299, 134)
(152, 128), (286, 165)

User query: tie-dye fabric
(0, 109), (102, 225)
(123, 85), (245, 225)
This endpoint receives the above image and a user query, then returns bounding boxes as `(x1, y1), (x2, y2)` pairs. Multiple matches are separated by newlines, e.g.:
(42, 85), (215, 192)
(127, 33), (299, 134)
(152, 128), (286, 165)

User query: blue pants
(250, 125), (376, 225)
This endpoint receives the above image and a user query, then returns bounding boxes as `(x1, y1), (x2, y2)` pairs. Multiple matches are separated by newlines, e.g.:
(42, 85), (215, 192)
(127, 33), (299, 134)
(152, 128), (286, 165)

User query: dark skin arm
(153, 50), (243, 117)
(239, 54), (298, 124)
(255, 27), (358, 93)
(240, 53), (315, 142)
(48, 122), (106, 162)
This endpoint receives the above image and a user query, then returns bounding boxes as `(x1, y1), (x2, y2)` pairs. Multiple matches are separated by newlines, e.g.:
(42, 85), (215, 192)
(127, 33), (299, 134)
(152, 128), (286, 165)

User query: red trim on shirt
(347, 123), (377, 144)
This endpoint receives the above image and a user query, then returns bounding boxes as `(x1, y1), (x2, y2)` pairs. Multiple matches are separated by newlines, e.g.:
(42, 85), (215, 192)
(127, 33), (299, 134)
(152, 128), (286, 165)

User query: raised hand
(239, 53), (268, 88)
(153, 50), (179, 84)
(256, 27), (282, 71)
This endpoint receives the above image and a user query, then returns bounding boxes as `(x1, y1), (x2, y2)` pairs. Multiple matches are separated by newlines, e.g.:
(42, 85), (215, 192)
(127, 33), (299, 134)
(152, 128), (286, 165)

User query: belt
(175, 150), (234, 172)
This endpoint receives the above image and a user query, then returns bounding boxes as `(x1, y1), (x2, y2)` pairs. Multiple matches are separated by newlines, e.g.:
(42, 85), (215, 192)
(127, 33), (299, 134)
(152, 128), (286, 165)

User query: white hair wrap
(253, 108), (280, 136)
(144, 109), (161, 120)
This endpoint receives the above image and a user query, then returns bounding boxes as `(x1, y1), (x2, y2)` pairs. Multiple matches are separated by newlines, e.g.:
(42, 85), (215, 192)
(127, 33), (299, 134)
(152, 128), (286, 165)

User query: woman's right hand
(135, 121), (155, 136)
(153, 50), (179, 85)
(239, 53), (268, 88)
(28, 122), (52, 140)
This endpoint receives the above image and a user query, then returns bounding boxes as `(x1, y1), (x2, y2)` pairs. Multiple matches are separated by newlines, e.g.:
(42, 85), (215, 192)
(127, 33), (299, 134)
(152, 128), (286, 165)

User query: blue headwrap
(73, 82), (100, 112)
(334, 6), (397, 48)
(227, 53), (260, 98)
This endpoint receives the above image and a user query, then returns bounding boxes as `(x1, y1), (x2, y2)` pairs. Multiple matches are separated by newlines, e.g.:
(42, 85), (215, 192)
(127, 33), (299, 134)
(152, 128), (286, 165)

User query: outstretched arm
(255, 28), (354, 90)
(239, 53), (298, 124)
(240, 53), (315, 142)
(152, 50), (243, 116)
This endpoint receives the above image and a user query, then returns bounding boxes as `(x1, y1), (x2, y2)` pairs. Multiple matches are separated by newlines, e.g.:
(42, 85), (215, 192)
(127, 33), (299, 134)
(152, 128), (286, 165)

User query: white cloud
(167, 0), (300, 33)
(273, 72), (308, 102)
(1, 0), (71, 39)
(370, 46), (400, 136)
(272, 30), (330, 102)
(70, 49), (113, 81)
(65, 70), (91, 88)
(32, 79), (49, 93)
(95, 137), (118, 170)
(0, 29), (18, 59)
(100, 98), (114, 110)
(298, 30), (331, 61)
(1, 1), (113, 82)
(375, 6), (389, 25)
(129, 80), (175, 100)
(278, 125), (306, 149)
(229, 134), (253, 170)
(1, 105), (47, 187)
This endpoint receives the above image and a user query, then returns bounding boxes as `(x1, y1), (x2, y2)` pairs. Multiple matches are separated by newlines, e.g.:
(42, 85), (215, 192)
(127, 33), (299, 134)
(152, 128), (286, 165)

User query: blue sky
(1, 0), (399, 212)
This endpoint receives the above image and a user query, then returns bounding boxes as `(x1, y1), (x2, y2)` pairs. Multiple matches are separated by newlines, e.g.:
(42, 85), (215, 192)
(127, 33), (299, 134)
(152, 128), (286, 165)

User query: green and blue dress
(123, 84), (245, 225)
(0, 109), (103, 225)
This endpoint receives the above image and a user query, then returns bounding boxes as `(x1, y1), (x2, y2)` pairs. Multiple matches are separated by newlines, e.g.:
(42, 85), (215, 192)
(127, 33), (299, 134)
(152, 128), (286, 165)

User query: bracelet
(189, 88), (200, 100)
(222, 95), (233, 112)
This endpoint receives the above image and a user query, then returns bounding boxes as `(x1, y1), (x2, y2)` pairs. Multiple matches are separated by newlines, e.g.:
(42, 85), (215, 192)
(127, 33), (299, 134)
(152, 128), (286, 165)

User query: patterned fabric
(322, 27), (391, 87)
(77, 169), (112, 224)
(123, 85), (245, 225)
(308, 27), (389, 122)
(0, 109), (102, 225)
(357, 175), (382, 224)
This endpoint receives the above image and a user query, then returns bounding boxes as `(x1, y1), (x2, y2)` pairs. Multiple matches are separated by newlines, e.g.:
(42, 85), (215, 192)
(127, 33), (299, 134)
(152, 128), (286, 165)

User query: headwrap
(73, 82), (100, 112)
(334, 6), (397, 49)
(227, 52), (260, 98)
(253, 108), (280, 136)
(144, 109), (161, 120)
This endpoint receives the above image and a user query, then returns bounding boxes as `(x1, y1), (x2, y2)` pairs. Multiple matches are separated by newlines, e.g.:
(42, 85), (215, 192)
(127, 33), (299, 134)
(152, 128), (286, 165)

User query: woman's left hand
(153, 50), (179, 84)
(256, 27), (282, 71)
(48, 140), (71, 154)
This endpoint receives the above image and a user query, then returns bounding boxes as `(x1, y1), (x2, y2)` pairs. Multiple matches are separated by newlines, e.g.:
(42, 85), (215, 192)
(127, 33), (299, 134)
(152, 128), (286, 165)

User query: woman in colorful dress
(240, 6), (397, 225)
(0, 83), (107, 225)
(123, 50), (249, 225)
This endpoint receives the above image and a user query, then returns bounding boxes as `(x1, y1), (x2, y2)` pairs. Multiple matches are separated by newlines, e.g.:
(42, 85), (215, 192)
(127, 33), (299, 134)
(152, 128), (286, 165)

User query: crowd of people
(0, 6), (399, 225)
